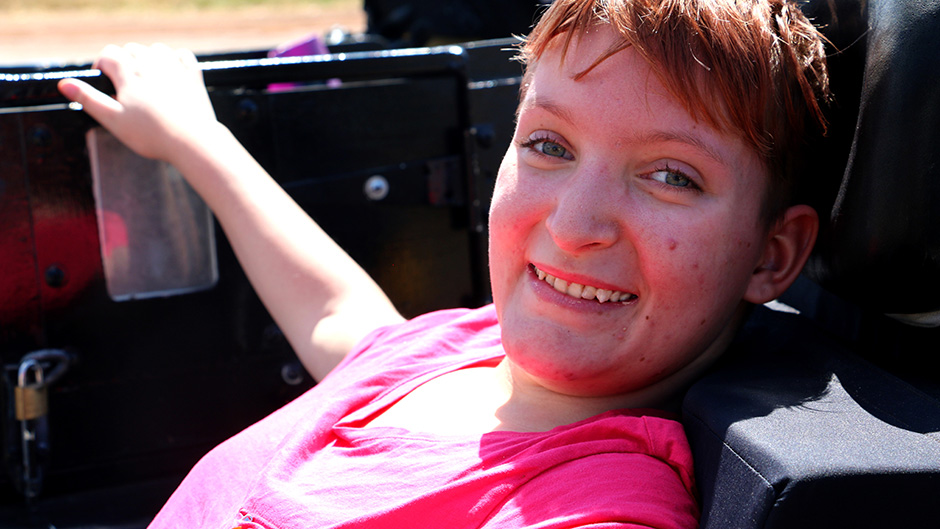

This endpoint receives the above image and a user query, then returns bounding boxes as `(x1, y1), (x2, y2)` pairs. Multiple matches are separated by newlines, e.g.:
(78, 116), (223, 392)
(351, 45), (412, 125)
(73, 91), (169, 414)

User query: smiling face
(488, 28), (777, 400)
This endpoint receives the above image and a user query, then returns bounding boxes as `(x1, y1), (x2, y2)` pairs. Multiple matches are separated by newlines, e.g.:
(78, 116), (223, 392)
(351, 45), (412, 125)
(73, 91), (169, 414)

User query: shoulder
(329, 304), (501, 374)
(483, 412), (698, 529)
(373, 303), (500, 345)
(539, 411), (695, 494)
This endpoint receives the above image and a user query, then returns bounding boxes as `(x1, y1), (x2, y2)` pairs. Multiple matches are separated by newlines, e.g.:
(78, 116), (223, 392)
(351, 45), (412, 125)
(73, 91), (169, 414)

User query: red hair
(520, 0), (831, 222)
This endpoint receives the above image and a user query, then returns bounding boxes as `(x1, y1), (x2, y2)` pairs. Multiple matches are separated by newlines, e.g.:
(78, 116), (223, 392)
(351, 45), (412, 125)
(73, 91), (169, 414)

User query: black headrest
(803, 0), (940, 321)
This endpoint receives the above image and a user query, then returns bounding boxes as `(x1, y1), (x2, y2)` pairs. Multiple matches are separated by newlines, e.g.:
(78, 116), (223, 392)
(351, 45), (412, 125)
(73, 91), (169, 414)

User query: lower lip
(527, 267), (636, 313)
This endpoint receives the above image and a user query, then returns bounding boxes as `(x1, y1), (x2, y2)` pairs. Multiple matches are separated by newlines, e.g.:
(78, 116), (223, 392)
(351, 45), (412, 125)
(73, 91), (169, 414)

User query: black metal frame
(0, 40), (521, 527)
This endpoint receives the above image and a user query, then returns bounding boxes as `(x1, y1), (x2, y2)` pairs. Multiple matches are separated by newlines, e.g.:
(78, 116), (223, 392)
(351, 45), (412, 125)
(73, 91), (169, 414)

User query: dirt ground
(0, 3), (366, 66)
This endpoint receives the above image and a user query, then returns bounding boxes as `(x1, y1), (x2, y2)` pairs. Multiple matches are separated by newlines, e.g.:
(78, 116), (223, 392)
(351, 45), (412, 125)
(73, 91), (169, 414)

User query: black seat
(683, 0), (940, 526)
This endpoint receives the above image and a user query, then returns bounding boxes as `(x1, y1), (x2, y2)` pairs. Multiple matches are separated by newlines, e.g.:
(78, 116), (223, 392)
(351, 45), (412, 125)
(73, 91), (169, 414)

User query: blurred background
(0, 0), (365, 64)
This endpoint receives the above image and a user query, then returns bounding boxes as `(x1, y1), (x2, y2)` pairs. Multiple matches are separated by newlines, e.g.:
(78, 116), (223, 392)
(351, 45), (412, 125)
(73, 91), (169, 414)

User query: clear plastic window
(87, 127), (218, 301)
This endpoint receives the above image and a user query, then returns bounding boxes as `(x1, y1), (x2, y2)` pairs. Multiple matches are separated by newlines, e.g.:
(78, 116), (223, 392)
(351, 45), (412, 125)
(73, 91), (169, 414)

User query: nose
(545, 168), (621, 254)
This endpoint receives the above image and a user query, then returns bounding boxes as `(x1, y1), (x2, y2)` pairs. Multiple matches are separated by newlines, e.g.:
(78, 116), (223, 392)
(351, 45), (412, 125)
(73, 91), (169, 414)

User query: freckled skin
(488, 27), (774, 399)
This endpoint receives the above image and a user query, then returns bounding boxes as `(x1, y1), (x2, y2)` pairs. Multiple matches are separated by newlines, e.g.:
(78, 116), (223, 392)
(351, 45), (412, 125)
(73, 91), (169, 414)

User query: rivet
(471, 125), (495, 149)
(236, 98), (259, 123)
(45, 265), (66, 288)
(280, 362), (305, 386)
(28, 125), (52, 148)
(364, 175), (390, 201)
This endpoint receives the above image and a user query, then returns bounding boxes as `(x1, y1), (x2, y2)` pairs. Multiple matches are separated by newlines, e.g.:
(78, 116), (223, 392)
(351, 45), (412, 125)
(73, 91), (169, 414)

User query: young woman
(59, 0), (829, 527)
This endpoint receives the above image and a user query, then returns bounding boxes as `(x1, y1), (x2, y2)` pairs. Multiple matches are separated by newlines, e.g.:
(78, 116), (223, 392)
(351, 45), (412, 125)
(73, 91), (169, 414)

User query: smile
(531, 264), (638, 304)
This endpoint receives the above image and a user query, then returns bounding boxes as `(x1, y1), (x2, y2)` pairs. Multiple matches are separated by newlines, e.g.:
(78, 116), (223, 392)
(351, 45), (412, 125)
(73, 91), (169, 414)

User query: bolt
(471, 125), (495, 149)
(236, 98), (259, 123)
(364, 175), (390, 201)
(28, 125), (52, 148)
(280, 362), (305, 386)
(45, 265), (66, 288)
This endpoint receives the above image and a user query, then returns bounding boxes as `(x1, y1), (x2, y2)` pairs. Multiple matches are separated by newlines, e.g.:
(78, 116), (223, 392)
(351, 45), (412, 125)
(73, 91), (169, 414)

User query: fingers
(57, 77), (123, 129)
(59, 42), (212, 162)
(94, 43), (200, 86)
(176, 47), (198, 68)
(61, 42), (201, 121)
(93, 44), (135, 88)
(175, 47), (203, 82)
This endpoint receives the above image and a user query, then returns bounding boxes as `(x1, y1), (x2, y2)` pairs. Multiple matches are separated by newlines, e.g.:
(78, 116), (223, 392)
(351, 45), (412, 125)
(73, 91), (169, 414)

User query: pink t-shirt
(149, 305), (699, 529)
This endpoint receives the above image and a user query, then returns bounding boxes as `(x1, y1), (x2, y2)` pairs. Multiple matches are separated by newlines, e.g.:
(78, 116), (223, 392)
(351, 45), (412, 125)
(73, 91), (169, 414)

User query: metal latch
(7, 349), (70, 502)
(16, 358), (47, 501)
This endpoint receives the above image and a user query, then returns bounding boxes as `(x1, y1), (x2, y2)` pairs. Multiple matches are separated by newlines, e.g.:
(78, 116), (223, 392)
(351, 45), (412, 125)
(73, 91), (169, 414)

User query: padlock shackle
(16, 358), (44, 388)
(20, 349), (70, 386)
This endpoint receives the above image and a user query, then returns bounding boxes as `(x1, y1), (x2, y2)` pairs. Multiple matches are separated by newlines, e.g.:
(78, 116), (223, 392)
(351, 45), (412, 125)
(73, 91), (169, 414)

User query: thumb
(58, 78), (123, 128)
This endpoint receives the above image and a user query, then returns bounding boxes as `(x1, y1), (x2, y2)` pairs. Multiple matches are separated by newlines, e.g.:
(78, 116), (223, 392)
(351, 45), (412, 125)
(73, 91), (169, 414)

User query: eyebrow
(633, 130), (730, 166)
(523, 96), (730, 166)
(521, 97), (578, 126)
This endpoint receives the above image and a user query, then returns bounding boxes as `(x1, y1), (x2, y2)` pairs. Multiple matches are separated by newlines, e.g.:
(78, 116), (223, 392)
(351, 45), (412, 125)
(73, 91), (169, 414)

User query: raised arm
(59, 44), (404, 380)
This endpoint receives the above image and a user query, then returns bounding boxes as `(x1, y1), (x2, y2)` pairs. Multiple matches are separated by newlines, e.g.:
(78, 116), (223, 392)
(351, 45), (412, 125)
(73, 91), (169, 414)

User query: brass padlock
(15, 385), (48, 421)
(15, 359), (47, 421)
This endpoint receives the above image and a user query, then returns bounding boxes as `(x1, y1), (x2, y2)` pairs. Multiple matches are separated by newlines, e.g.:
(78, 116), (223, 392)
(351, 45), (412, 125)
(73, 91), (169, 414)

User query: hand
(58, 43), (219, 163)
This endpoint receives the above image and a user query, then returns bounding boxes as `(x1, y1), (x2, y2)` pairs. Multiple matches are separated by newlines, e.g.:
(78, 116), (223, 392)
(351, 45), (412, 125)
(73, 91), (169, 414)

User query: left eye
(532, 140), (570, 159)
(649, 168), (696, 189)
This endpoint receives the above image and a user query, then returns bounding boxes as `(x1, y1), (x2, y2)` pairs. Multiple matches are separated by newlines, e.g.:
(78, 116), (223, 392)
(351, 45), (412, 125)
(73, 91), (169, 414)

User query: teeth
(567, 282), (583, 298)
(532, 265), (636, 304)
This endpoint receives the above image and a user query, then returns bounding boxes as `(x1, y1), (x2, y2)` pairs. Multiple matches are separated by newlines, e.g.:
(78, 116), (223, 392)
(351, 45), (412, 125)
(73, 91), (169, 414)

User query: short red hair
(519, 0), (830, 222)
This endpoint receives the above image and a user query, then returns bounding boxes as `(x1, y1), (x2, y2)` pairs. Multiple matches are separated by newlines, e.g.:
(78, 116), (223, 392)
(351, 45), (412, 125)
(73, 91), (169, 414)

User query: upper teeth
(533, 265), (637, 303)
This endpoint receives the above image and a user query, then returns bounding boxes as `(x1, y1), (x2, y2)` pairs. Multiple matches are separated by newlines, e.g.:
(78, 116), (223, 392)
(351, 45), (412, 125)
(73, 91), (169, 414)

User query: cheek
(488, 153), (552, 249)
(489, 149), (528, 226)
(488, 152), (532, 294)
(649, 226), (759, 298)
(488, 153), (518, 238)
(489, 153), (513, 212)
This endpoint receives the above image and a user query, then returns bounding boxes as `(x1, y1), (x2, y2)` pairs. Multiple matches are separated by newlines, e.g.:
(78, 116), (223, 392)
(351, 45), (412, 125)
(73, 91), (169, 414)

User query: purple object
(267, 35), (338, 91)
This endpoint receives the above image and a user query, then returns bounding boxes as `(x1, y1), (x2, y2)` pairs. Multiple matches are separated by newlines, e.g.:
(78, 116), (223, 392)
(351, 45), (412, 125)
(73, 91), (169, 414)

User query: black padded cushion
(805, 0), (940, 314)
(682, 1), (940, 526)
(683, 306), (940, 528)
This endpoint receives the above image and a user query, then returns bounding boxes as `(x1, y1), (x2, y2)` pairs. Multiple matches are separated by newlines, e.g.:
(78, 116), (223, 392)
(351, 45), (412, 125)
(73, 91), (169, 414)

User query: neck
(489, 359), (661, 433)
(493, 324), (740, 432)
